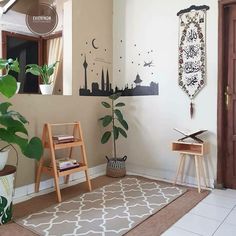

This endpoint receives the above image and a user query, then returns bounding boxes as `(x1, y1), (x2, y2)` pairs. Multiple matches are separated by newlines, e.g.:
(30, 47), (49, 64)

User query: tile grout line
(173, 225), (203, 236)
(188, 200), (233, 221)
(198, 201), (234, 210)
(200, 199), (235, 209)
(211, 205), (236, 235)
(189, 212), (224, 222)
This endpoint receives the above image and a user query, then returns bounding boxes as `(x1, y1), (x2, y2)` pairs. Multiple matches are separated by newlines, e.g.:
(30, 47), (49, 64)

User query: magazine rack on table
(35, 122), (92, 202)
(172, 141), (209, 193)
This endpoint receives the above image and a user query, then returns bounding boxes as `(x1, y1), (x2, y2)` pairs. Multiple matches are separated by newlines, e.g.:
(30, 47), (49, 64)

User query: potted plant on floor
(0, 58), (43, 224)
(99, 92), (128, 177)
(26, 62), (59, 95)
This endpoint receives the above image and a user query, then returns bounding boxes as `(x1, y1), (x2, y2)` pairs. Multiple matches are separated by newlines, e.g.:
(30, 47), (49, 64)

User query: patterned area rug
(16, 178), (186, 236)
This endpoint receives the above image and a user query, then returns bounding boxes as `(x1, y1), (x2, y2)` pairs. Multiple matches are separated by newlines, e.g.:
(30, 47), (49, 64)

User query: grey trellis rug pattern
(16, 178), (186, 236)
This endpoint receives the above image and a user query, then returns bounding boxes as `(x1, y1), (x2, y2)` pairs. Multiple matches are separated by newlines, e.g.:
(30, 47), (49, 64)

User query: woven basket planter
(106, 156), (127, 178)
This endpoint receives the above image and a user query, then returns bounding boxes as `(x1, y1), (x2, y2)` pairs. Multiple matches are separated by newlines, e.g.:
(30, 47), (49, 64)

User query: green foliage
(26, 61), (59, 85)
(99, 93), (128, 159)
(0, 58), (43, 161)
(0, 59), (19, 98)
(0, 196), (12, 224)
(102, 116), (112, 127)
(101, 131), (112, 144)
(101, 102), (111, 108)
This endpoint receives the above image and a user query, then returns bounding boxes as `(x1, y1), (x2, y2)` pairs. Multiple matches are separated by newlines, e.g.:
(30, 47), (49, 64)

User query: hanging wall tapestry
(177, 5), (209, 118)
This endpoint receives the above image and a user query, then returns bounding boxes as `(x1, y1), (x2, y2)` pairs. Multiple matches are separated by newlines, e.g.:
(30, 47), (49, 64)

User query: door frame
(217, 0), (236, 187)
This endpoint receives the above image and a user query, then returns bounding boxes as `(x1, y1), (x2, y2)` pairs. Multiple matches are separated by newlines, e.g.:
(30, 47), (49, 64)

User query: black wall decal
(144, 61), (154, 67)
(92, 38), (99, 49)
(79, 57), (159, 97)
(79, 38), (159, 97)
(177, 5), (210, 16)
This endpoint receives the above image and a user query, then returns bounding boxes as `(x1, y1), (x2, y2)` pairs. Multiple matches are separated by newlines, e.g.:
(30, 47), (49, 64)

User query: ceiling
(11, 0), (53, 14)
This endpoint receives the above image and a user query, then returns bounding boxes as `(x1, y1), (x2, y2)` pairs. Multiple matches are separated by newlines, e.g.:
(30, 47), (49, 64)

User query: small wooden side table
(172, 141), (209, 193)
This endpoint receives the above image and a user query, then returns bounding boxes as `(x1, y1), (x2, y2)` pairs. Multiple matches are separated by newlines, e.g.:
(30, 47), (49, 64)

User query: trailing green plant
(0, 58), (43, 160)
(25, 62), (59, 85)
(99, 92), (128, 160)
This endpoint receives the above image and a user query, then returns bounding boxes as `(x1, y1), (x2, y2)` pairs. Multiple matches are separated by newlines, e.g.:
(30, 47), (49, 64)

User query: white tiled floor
(161, 189), (236, 236)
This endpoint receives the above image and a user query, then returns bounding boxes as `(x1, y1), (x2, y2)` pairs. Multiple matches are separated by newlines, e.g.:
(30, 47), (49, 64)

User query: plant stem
(112, 99), (117, 160)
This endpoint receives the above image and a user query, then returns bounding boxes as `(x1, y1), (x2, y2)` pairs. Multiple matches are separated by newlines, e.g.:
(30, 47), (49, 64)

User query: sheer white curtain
(47, 37), (62, 90)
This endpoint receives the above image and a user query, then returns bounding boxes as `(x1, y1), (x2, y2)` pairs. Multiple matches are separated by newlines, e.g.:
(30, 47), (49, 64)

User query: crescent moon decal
(92, 38), (99, 49)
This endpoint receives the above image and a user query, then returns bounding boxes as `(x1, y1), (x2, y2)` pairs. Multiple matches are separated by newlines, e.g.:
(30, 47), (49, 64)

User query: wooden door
(225, 4), (236, 188)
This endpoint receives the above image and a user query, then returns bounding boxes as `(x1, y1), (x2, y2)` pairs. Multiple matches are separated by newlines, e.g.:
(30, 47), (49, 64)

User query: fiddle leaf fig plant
(25, 62), (59, 85)
(0, 58), (43, 160)
(99, 92), (128, 160)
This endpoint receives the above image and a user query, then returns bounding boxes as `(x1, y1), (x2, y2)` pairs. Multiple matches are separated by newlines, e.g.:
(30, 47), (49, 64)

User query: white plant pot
(39, 84), (53, 95)
(0, 148), (10, 171)
(16, 82), (21, 94)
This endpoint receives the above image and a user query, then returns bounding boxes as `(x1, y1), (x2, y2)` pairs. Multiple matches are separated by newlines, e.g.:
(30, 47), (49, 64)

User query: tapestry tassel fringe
(190, 101), (194, 119)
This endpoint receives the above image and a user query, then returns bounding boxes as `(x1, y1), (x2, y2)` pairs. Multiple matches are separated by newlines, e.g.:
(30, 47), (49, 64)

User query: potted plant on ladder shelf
(99, 92), (129, 177)
(0, 58), (43, 224)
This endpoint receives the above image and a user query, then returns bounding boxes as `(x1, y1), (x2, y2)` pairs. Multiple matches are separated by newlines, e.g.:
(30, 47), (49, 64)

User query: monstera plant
(0, 58), (43, 225)
(0, 58), (43, 167)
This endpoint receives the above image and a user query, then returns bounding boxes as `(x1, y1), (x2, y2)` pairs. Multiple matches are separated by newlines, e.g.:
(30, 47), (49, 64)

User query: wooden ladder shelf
(35, 122), (92, 202)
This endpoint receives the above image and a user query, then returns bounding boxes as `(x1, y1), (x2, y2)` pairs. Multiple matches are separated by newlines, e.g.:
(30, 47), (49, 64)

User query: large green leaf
(115, 102), (125, 107)
(0, 128), (28, 150)
(101, 131), (112, 144)
(25, 67), (41, 76)
(0, 116), (28, 135)
(6, 111), (28, 124)
(102, 115), (112, 127)
(114, 109), (123, 120)
(118, 118), (129, 130)
(9, 59), (20, 73)
(0, 74), (17, 98)
(23, 137), (44, 160)
(109, 92), (122, 100)
(118, 127), (127, 138)
(101, 102), (111, 108)
(0, 102), (12, 114)
(47, 62), (58, 77)
(113, 126), (119, 140)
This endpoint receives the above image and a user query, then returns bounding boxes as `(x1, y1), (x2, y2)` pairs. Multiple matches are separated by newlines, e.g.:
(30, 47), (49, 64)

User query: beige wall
(6, 0), (113, 187)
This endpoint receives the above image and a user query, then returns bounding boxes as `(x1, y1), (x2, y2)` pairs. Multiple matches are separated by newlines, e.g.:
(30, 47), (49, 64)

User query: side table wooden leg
(174, 154), (184, 185)
(200, 157), (207, 187)
(180, 154), (186, 183)
(194, 155), (201, 193)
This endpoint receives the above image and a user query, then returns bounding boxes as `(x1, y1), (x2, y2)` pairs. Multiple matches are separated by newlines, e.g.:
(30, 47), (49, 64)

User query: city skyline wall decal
(79, 38), (159, 97)
(79, 56), (159, 97)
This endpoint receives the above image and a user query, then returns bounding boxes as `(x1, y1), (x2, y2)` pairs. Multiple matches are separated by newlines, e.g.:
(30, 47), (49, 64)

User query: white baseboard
(13, 162), (214, 204)
(13, 163), (106, 204)
(126, 162), (214, 189)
